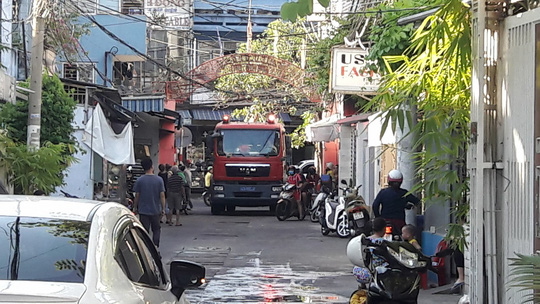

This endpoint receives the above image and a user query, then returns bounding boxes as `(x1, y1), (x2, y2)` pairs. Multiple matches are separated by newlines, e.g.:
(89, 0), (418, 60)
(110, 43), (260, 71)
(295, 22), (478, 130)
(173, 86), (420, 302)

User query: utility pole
(27, 16), (45, 149)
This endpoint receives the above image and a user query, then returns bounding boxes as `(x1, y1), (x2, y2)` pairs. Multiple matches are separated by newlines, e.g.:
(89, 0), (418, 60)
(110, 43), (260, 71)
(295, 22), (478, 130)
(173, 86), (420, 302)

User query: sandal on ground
(450, 282), (464, 294)
(175, 223), (183, 226)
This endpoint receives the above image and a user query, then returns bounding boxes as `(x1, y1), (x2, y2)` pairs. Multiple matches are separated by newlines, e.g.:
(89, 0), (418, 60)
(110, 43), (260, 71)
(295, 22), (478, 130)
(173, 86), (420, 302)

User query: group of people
(132, 158), (194, 247)
(285, 162), (338, 219)
(356, 168), (465, 293)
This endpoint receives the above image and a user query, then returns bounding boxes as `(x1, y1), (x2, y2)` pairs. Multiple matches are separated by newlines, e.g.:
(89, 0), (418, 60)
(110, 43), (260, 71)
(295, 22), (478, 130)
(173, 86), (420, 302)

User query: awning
(337, 113), (370, 125)
(191, 108), (241, 121)
(178, 109), (192, 119)
(306, 114), (340, 142)
(122, 96), (165, 112)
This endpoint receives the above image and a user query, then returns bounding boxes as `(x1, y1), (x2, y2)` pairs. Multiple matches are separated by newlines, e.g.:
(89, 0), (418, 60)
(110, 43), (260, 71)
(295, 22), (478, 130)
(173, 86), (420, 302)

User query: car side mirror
(170, 260), (206, 299)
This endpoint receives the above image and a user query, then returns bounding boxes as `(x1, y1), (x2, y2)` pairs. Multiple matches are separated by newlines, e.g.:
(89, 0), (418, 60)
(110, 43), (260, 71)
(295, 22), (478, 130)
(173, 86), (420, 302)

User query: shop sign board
(330, 47), (381, 94)
(144, 0), (191, 30)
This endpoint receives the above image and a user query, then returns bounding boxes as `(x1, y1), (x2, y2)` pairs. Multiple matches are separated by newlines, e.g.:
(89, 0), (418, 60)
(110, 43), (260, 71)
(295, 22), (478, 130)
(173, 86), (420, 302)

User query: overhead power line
(63, 0), (240, 96)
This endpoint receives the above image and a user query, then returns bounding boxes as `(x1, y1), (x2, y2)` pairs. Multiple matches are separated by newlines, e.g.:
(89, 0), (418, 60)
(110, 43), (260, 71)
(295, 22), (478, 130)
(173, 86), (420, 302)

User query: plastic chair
(432, 240), (448, 286)
(420, 240), (448, 289)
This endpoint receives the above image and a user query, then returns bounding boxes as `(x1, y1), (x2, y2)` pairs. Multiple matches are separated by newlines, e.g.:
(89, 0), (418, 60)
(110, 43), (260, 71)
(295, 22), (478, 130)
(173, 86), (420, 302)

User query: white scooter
(319, 180), (353, 238)
(310, 186), (332, 222)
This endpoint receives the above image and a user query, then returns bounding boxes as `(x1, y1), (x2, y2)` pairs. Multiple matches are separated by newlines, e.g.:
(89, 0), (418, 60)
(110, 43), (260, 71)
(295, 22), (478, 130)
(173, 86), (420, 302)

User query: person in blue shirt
(133, 157), (166, 247)
(372, 169), (420, 232)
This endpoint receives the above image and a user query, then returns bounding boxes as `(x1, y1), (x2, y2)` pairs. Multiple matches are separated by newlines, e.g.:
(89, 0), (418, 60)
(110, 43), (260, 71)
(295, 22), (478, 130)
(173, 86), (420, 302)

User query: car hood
(0, 281), (85, 303)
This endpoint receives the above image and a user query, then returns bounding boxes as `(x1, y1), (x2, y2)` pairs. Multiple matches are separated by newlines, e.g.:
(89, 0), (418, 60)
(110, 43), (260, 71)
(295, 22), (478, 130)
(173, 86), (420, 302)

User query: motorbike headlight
(387, 246), (422, 268)
(272, 186), (282, 192)
(281, 192), (293, 199)
(214, 185), (224, 191)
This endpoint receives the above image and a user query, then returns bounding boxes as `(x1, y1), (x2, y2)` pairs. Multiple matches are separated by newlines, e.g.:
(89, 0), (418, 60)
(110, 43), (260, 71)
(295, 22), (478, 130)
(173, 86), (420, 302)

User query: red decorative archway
(158, 53), (322, 103)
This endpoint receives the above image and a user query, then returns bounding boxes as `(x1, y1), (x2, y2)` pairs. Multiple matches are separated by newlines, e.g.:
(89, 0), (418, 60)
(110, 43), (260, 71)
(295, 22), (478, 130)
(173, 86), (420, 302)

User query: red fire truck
(207, 114), (291, 215)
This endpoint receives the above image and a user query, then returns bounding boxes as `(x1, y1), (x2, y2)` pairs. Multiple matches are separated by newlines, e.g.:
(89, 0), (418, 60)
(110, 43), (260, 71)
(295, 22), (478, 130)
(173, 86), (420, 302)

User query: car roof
(0, 195), (106, 222)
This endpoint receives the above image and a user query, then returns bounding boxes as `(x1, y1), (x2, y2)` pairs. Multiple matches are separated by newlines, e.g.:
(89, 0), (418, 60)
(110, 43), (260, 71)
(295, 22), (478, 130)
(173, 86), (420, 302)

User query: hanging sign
(145, 0), (191, 30)
(330, 47), (381, 94)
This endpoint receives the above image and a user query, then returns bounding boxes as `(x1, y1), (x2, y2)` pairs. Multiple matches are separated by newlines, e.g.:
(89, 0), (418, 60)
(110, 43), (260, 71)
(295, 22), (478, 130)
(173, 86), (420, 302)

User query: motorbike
(202, 189), (211, 206)
(347, 234), (443, 304)
(342, 183), (371, 237)
(310, 186), (332, 222)
(275, 183), (306, 221)
(319, 180), (353, 238)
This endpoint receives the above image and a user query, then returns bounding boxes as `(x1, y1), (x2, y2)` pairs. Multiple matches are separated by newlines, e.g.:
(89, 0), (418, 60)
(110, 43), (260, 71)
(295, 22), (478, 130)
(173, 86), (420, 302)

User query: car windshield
(217, 129), (280, 156)
(0, 216), (90, 283)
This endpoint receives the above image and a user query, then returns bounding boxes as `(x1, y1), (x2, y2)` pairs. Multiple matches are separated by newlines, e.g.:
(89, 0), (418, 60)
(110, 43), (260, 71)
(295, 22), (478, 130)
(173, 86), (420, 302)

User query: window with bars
(121, 0), (144, 15)
(62, 63), (95, 83)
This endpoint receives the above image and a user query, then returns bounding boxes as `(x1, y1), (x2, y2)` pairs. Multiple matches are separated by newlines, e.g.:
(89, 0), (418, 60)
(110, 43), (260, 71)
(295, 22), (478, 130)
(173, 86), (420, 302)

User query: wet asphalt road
(159, 194), (462, 304)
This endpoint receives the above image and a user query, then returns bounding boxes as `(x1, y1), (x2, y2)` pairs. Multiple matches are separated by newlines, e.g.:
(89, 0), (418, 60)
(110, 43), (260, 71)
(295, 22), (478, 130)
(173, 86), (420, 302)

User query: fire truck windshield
(217, 129), (281, 156)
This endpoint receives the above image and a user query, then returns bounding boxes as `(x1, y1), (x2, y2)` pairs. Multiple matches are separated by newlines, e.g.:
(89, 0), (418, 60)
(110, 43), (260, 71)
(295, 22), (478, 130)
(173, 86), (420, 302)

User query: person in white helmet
(372, 169), (420, 231)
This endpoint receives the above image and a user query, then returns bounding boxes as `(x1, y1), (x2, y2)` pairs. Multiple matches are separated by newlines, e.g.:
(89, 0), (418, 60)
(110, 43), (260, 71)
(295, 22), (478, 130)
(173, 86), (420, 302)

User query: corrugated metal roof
(191, 109), (240, 121)
(121, 96), (164, 112)
(177, 109), (192, 119)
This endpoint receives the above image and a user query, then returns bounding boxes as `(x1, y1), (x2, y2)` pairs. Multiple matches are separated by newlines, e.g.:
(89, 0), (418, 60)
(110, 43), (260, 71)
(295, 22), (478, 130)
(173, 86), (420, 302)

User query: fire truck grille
(233, 192), (262, 198)
(225, 164), (271, 177)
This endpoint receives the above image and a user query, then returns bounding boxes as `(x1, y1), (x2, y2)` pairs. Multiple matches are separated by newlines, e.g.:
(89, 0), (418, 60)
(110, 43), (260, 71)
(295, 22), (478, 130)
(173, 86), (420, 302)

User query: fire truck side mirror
(285, 135), (292, 150)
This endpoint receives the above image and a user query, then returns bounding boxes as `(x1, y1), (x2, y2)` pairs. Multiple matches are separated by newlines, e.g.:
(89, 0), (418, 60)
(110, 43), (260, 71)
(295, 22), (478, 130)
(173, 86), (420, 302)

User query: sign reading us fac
(330, 47), (381, 94)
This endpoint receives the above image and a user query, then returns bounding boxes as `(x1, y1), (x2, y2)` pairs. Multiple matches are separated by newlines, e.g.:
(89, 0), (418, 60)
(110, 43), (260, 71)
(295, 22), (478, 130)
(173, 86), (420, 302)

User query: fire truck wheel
(211, 204), (225, 215)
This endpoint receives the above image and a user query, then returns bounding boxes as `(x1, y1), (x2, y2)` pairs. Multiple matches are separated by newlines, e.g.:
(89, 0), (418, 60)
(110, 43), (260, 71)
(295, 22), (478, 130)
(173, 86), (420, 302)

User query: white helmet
(387, 169), (403, 182)
(346, 234), (367, 267)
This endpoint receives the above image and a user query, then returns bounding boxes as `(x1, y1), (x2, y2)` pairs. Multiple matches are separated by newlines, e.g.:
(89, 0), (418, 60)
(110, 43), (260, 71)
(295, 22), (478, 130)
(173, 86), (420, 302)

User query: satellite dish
(175, 127), (192, 148)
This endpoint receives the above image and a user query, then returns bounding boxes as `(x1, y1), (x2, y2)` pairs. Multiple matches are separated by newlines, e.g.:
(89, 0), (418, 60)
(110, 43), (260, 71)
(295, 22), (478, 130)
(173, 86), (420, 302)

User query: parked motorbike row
(275, 179), (372, 238)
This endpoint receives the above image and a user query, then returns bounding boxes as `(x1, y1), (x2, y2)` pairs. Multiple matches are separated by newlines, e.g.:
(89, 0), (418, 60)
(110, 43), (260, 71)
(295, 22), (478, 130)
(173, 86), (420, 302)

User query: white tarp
(368, 112), (396, 147)
(306, 114), (340, 142)
(83, 104), (135, 165)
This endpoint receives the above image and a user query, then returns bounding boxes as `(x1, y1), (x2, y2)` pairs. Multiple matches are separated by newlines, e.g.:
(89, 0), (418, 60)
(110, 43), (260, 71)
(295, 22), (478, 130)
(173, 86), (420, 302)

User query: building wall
(134, 112), (161, 165)
(356, 122), (376, 205)
(339, 125), (353, 188)
(193, 0), (286, 65)
(54, 105), (94, 199)
(66, 14), (147, 85)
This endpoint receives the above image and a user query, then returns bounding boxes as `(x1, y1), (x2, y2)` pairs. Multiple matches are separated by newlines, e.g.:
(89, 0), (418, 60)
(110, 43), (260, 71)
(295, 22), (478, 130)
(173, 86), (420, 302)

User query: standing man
(167, 166), (185, 226)
(133, 157), (166, 247)
(158, 164), (171, 224)
(181, 164), (193, 210)
(372, 169), (420, 232)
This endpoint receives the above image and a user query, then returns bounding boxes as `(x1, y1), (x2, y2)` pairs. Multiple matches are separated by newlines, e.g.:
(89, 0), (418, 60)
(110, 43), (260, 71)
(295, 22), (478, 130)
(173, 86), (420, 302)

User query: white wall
(54, 105), (94, 199)
(339, 124), (353, 191)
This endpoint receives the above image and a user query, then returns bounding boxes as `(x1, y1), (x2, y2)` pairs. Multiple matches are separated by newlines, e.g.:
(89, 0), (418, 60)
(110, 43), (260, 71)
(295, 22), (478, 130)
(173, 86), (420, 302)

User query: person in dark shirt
(372, 169), (420, 232)
(133, 157), (166, 247)
(167, 166), (185, 226)
(158, 164), (170, 224)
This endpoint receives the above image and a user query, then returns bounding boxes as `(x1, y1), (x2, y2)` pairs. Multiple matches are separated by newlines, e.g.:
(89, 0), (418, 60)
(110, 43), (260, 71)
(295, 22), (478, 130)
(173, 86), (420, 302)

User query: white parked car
(297, 159), (315, 175)
(0, 196), (205, 304)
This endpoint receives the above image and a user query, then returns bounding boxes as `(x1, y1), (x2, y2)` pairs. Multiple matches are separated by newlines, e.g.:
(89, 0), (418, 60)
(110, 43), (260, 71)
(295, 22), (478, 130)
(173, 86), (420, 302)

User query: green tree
(216, 19), (322, 148)
(0, 134), (76, 195)
(0, 73), (78, 148)
(216, 19), (312, 100)
(364, 0), (471, 248)
(281, 0), (329, 22)
(0, 73), (79, 194)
